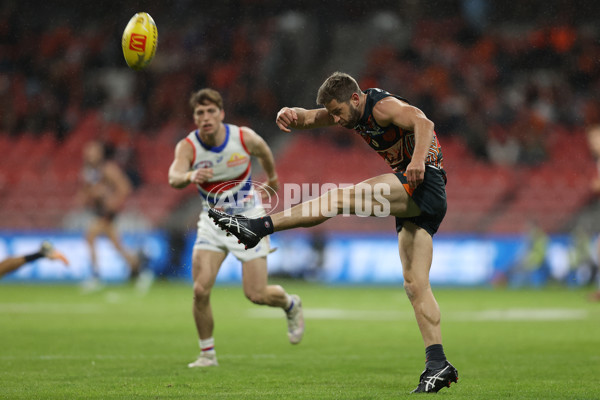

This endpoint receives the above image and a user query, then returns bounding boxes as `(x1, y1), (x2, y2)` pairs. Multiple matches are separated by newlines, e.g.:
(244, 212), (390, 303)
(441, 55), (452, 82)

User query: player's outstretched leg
(285, 294), (304, 344)
(208, 209), (266, 249)
(411, 361), (458, 393)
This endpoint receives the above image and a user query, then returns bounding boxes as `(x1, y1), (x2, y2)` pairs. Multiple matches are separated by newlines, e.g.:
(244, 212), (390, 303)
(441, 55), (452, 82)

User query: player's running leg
(85, 219), (103, 277)
(242, 257), (304, 344)
(188, 249), (225, 368)
(104, 221), (141, 279)
(82, 219), (105, 292)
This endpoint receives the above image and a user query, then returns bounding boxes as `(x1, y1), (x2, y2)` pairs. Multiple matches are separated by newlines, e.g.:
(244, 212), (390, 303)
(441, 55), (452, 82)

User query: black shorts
(93, 201), (117, 222)
(394, 167), (447, 236)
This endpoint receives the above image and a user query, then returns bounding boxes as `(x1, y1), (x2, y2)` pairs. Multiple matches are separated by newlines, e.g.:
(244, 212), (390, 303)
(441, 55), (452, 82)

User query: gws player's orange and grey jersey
(185, 124), (256, 214)
(353, 88), (443, 172)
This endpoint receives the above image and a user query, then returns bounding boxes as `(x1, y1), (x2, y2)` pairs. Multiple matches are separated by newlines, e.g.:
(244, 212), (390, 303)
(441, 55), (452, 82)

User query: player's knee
(403, 279), (425, 302)
(403, 280), (416, 302)
(192, 282), (210, 303)
(333, 185), (373, 215)
(332, 187), (351, 214)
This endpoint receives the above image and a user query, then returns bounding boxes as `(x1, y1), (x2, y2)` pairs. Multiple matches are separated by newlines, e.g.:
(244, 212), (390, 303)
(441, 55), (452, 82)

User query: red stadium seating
(0, 114), (595, 234)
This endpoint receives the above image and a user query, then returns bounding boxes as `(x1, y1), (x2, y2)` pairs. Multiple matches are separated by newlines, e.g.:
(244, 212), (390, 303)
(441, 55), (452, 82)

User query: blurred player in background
(507, 220), (549, 287)
(0, 241), (68, 279)
(168, 88), (304, 368)
(78, 140), (141, 289)
(586, 125), (600, 301)
(210, 72), (457, 393)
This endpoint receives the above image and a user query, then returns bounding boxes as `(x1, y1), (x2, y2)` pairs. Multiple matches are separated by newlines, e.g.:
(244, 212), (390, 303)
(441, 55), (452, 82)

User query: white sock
(199, 337), (215, 355)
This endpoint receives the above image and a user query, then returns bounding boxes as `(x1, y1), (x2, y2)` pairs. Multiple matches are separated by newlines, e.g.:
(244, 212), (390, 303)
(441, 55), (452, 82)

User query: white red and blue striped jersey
(185, 124), (257, 214)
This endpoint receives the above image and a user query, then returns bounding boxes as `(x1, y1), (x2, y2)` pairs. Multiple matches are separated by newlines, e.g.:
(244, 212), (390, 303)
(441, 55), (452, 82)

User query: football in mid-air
(121, 12), (158, 71)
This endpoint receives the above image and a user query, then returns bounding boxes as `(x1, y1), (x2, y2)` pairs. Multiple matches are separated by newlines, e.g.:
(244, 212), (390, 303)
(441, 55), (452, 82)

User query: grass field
(0, 281), (599, 399)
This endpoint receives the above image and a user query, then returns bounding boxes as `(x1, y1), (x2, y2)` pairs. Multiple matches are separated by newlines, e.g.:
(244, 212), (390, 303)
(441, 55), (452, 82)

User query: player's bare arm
(241, 127), (279, 194)
(276, 107), (335, 132)
(168, 140), (213, 188)
(373, 98), (435, 189)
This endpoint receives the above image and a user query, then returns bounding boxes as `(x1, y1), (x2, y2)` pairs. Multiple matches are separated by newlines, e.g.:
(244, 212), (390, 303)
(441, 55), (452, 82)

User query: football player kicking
(210, 72), (457, 393)
(168, 88), (304, 368)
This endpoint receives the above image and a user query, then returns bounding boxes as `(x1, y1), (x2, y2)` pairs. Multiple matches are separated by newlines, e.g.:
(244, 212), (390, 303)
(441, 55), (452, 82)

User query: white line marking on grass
(450, 308), (588, 321)
(248, 308), (414, 321)
(0, 353), (374, 363)
(247, 308), (588, 321)
(0, 354), (174, 361)
(0, 303), (103, 314)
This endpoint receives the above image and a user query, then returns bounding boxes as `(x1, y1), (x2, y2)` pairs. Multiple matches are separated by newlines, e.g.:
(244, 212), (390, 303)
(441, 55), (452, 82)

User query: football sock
(249, 216), (274, 237)
(425, 344), (447, 370)
(200, 337), (215, 355)
(24, 251), (44, 263)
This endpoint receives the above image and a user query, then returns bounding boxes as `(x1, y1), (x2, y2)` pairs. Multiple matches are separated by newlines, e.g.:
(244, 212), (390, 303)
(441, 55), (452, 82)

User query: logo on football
(121, 12), (158, 71)
(129, 33), (147, 52)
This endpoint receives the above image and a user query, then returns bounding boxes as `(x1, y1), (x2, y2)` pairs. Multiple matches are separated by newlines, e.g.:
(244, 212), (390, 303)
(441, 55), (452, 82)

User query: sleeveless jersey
(185, 124), (257, 214)
(353, 88), (443, 172)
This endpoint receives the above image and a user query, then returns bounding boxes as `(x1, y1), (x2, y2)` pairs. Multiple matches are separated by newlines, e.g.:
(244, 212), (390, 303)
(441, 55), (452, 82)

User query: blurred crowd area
(1, 0), (600, 234)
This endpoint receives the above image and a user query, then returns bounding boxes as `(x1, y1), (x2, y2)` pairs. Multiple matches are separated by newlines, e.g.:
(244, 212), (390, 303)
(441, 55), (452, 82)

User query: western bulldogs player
(168, 89), (304, 368)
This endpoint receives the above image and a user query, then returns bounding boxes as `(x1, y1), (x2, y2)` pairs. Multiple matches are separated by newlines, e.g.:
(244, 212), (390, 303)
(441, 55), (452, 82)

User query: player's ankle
(250, 216), (274, 236)
(199, 337), (215, 355)
(425, 344), (447, 369)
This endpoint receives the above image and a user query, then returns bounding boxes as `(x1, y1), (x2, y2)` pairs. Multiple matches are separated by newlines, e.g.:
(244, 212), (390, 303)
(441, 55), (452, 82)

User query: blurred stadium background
(2, 0), (600, 287)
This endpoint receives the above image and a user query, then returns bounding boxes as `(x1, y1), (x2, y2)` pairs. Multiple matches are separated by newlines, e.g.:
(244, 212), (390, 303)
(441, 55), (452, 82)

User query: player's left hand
(405, 160), (425, 189)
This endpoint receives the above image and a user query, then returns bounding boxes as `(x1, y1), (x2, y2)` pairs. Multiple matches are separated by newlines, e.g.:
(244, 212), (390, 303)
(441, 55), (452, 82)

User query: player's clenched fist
(405, 160), (425, 189)
(276, 107), (298, 132)
(188, 168), (214, 184)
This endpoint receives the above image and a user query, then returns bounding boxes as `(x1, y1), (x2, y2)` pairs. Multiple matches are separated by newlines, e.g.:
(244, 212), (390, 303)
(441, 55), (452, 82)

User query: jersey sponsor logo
(129, 33), (147, 52)
(356, 115), (385, 136)
(194, 160), (213, 169)
(226, 153), (249, 167)
(364, 129), (383, 136)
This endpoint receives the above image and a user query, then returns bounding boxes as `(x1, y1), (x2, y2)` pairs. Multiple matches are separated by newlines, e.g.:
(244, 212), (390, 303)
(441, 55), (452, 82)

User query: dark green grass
(0, 281), (599, 399)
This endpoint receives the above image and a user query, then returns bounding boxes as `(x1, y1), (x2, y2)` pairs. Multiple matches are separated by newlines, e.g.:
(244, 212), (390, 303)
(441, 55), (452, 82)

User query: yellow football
(121, 12), (158, 71)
